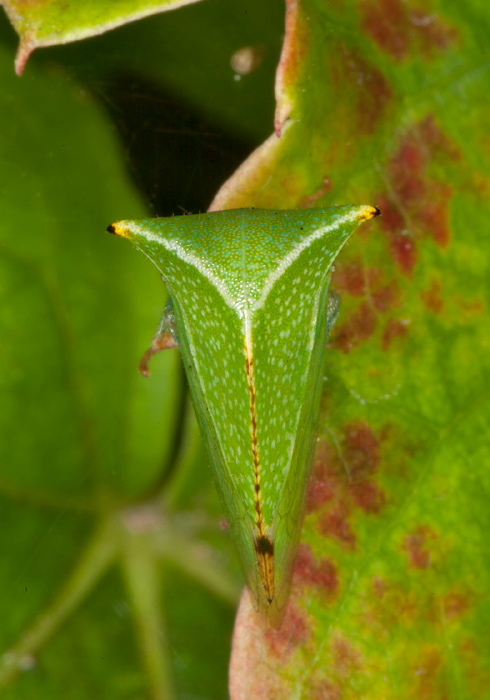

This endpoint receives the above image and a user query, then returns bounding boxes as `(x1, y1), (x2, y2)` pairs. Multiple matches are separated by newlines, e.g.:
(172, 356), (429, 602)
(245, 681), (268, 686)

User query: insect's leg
(326, 289), (341, 338)
(139, 296), (179, 377)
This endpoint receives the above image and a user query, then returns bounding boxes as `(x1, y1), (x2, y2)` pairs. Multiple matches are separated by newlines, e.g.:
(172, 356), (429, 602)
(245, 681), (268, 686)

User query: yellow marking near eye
(106, 222), (131, 238)
(358, 205), (381, 222)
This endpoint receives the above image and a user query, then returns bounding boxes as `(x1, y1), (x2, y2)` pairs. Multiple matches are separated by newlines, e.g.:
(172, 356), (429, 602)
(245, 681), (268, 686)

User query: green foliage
(4, 0), (203, 75)
(1, 0), (489, 698)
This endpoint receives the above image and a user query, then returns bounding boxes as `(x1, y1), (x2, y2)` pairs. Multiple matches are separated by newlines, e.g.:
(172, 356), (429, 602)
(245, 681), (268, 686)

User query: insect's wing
(251, 257), (335, 623)
(249, 207), (378, 623)
(166, 280), (264, 603)
(257, 284), (333, 623)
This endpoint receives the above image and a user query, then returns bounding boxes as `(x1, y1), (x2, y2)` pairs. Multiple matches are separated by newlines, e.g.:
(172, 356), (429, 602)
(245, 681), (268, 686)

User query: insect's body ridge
(109, 206), (379, 625)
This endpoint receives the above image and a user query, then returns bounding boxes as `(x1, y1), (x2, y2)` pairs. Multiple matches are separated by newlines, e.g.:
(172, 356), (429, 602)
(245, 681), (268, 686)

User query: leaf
(0, 41), (236, 699)
(42, 0), (284, 144)
(217, 1), (490, 698)
(1, 0), (204, 75)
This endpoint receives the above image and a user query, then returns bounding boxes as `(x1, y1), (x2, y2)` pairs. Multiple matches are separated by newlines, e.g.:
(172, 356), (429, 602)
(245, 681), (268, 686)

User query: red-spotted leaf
(220, 1), (490, 697)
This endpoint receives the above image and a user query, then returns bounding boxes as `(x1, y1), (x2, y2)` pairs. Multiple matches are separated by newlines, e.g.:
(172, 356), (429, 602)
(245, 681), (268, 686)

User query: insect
(108, 205), (379, 626)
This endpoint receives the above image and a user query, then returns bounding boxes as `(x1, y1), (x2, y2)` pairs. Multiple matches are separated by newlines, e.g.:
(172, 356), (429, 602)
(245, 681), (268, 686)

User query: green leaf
(40, 0), (284, 144)
(2, 0), (204, 75)
(0, 41), (236, 698)
(0, 55), (181, 500)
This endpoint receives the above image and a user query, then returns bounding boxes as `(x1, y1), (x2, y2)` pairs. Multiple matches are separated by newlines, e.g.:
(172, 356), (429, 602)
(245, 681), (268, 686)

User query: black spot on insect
(255, 535), (274, 556)
(106, 224), (116, 234)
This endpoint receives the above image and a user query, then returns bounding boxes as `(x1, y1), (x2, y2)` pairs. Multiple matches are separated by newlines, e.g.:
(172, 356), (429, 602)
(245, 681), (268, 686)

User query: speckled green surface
(114, 206), (375, 617)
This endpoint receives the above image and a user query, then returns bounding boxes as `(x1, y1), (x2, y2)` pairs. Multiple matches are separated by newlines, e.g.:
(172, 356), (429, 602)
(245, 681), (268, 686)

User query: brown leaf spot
(332, 635), (362, 678)
(459, 638), (490, 696)
(311, 423), (386, 546)
(390, 142), (426, 203)
(343, 421), (381, 479)
(442, 590), (471, 621)
(360, 0), (457, 61)
(333, 259), (402, 313)
(377, 193), (405, 232)
(456, 296), (485, 318)
(332, 256), (367, 297)
(350, 480), (386, 514)
(331, 44), (393, 133)
(310, 681), (342, 700)
(419, 183), (452, 247)
(403, 526), (438, 569)
(381, 317), (410, 351)
(362, 579), (416, 633)
(377, 116), (460, 269)
(361, 575), (450, 645)
(371, 280), (401, 312)
(419, 115), (461, 159)
(306, 475), (334, 512)
(389, 231), (419, 275)
(306, 441), (337, 512)
(360, 0), (409, 60)
(372, 576), (387, 598)
(329, 300), (377, 353)
(330, 259), (403, 352)
(264, 600), (308, 659)
(376, 198), (418, 277)
(420, 279), (444, 313)
(293, 543), (339, 596)
(411, 8), (458, 54)
(412, 646), (446, 700)
(317, 504), (357, 549)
